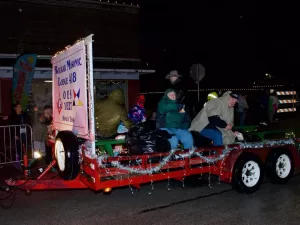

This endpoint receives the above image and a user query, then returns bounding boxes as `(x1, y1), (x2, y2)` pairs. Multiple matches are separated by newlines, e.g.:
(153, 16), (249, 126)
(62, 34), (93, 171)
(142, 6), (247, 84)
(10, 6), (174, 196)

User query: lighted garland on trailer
(96, 80), (125, 85)
(81, 138), (296, 194)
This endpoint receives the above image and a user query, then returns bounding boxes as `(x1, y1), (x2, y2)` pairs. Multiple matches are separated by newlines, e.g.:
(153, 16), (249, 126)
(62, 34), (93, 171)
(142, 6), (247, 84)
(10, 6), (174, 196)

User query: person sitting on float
(128, 95), (147, 125)
(156, 89), (193, 150)
(189, 91), (241, 146)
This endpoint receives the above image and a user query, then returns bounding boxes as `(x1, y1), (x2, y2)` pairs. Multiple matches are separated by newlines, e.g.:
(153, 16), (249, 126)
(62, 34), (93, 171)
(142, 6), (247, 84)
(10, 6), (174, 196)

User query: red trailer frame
(8, 138), (300, 194)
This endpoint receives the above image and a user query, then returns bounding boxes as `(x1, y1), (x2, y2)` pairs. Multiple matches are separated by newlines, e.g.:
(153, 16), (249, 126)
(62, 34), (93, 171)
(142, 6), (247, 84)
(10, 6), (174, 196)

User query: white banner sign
(51, 41), (88, 137)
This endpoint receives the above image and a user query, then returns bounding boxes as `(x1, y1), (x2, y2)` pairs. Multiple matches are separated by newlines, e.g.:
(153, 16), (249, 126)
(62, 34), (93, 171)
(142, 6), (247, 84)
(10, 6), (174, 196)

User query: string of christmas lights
(253, 85), (284, 88)
(98, 0), (139, 7)
(141, 87), (292, 94)
(31, 84), (49, 87)
(96, 80), (125, 85)
(79, 138), (297, 194)
(82, 138), (296, 175)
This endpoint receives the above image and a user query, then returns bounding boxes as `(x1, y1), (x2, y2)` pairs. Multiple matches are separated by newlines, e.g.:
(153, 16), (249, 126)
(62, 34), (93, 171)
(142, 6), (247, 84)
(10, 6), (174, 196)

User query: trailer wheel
(266, 149), (293, 184)
(55, 131), (80, 180)
(232, 154), (263, 194)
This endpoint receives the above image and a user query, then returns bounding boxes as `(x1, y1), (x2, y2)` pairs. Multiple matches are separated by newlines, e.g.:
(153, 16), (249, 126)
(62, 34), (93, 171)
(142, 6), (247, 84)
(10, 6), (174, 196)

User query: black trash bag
(155, 130), (172, 153)
(127, 125), (156, 154)
(127, 124), (172, 154)
(190, 131), (212, 147)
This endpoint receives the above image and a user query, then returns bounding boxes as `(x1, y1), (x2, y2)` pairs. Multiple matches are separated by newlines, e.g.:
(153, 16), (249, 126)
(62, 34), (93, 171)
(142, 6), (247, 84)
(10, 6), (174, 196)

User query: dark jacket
(259, 92), (269, 108)
(8, 111), (31, 138)
(156, 89), (190, 129)
(168, 77), (195, 120)
(169, 78), (187, 104)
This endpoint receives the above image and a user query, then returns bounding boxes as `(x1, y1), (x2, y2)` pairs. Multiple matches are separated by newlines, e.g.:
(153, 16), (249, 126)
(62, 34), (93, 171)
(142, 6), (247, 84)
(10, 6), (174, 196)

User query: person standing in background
(268, 91), (279, 124)
(165, 70), (193, 120)
(32, 107), (47, 157)
(43, 105), (53, 164)
(258, 90), (269, 126)
(237, 93), (249, 126)
(165, 70), (185, 104)
(8, 103), (31, 168)
(204, 91), (218, 107)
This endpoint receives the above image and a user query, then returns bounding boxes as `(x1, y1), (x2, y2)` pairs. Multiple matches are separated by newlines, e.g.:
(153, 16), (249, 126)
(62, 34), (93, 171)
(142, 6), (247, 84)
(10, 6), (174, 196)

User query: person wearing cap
(165, 70), (193, 119)
(165, 70), (187, 104)
(189, 91), (240, 145)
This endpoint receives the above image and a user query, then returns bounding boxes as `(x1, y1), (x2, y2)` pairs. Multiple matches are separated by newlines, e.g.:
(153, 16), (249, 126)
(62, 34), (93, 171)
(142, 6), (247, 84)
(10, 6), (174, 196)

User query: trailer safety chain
(93, 138), (296, 175)
(0, 158), (59, 209)
(0, 175), (28, 209)
(0, 184), (16, 209)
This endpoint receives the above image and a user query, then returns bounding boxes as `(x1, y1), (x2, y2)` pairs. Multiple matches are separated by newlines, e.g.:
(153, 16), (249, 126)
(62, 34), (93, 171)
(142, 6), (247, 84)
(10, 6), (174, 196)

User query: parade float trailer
(7, 35), (300, 195)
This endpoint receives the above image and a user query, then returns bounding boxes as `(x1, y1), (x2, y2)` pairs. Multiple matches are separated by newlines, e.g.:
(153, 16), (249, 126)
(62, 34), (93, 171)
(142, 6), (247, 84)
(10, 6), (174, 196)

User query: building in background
(0, 0), (154, 115)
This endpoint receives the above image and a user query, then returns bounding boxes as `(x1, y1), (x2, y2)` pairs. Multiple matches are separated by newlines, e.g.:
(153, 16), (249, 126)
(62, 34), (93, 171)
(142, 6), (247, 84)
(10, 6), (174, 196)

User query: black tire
(266, 149), (293, 184)
(232, 154), (264, 194)
(55, 131), (80, 180)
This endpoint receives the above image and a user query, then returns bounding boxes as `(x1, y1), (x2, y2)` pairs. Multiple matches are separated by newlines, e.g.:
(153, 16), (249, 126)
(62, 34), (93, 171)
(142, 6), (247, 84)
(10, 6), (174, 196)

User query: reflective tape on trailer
(276, 91), (296, 95)
(277, 108), (297, 113)
(279, 99), (297, 104)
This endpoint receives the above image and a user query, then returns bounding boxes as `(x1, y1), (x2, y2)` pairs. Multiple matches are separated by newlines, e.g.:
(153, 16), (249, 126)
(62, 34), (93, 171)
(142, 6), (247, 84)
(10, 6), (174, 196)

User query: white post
(85, 34), (96, 155)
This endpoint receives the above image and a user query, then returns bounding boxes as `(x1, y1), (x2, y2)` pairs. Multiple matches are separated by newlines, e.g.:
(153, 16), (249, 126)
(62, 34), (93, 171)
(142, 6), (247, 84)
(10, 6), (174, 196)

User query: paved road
(1, 172), (300, 225)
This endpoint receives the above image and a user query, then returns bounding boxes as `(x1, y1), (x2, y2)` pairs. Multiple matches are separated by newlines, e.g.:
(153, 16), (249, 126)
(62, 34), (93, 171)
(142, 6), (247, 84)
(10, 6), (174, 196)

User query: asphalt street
(1, 172), (300, 225)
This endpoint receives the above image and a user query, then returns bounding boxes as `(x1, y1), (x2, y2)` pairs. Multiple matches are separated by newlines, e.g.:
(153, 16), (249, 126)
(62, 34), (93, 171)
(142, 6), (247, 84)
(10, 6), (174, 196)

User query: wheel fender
(219, 149), (244, 183)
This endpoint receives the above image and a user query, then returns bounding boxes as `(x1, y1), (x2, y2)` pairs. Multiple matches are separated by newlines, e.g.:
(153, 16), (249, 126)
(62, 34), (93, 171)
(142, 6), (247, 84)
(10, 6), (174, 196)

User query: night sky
(139, 1), (300, 90)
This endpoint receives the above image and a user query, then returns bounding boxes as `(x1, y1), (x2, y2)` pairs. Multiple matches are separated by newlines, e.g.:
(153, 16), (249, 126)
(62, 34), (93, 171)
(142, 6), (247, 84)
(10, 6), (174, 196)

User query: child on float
(128, 95), (147, 125)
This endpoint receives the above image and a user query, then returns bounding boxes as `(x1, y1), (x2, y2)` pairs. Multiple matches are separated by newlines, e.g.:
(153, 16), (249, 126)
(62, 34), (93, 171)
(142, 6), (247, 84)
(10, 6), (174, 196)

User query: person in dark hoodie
(8, 102), (31, 159)
(156, 89), (193, 150)
(43, 105), (53, 164)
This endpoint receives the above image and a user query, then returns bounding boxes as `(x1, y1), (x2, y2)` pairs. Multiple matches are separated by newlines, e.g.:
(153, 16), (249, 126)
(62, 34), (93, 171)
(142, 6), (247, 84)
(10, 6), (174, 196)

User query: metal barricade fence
(0, 124), (33, 165)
